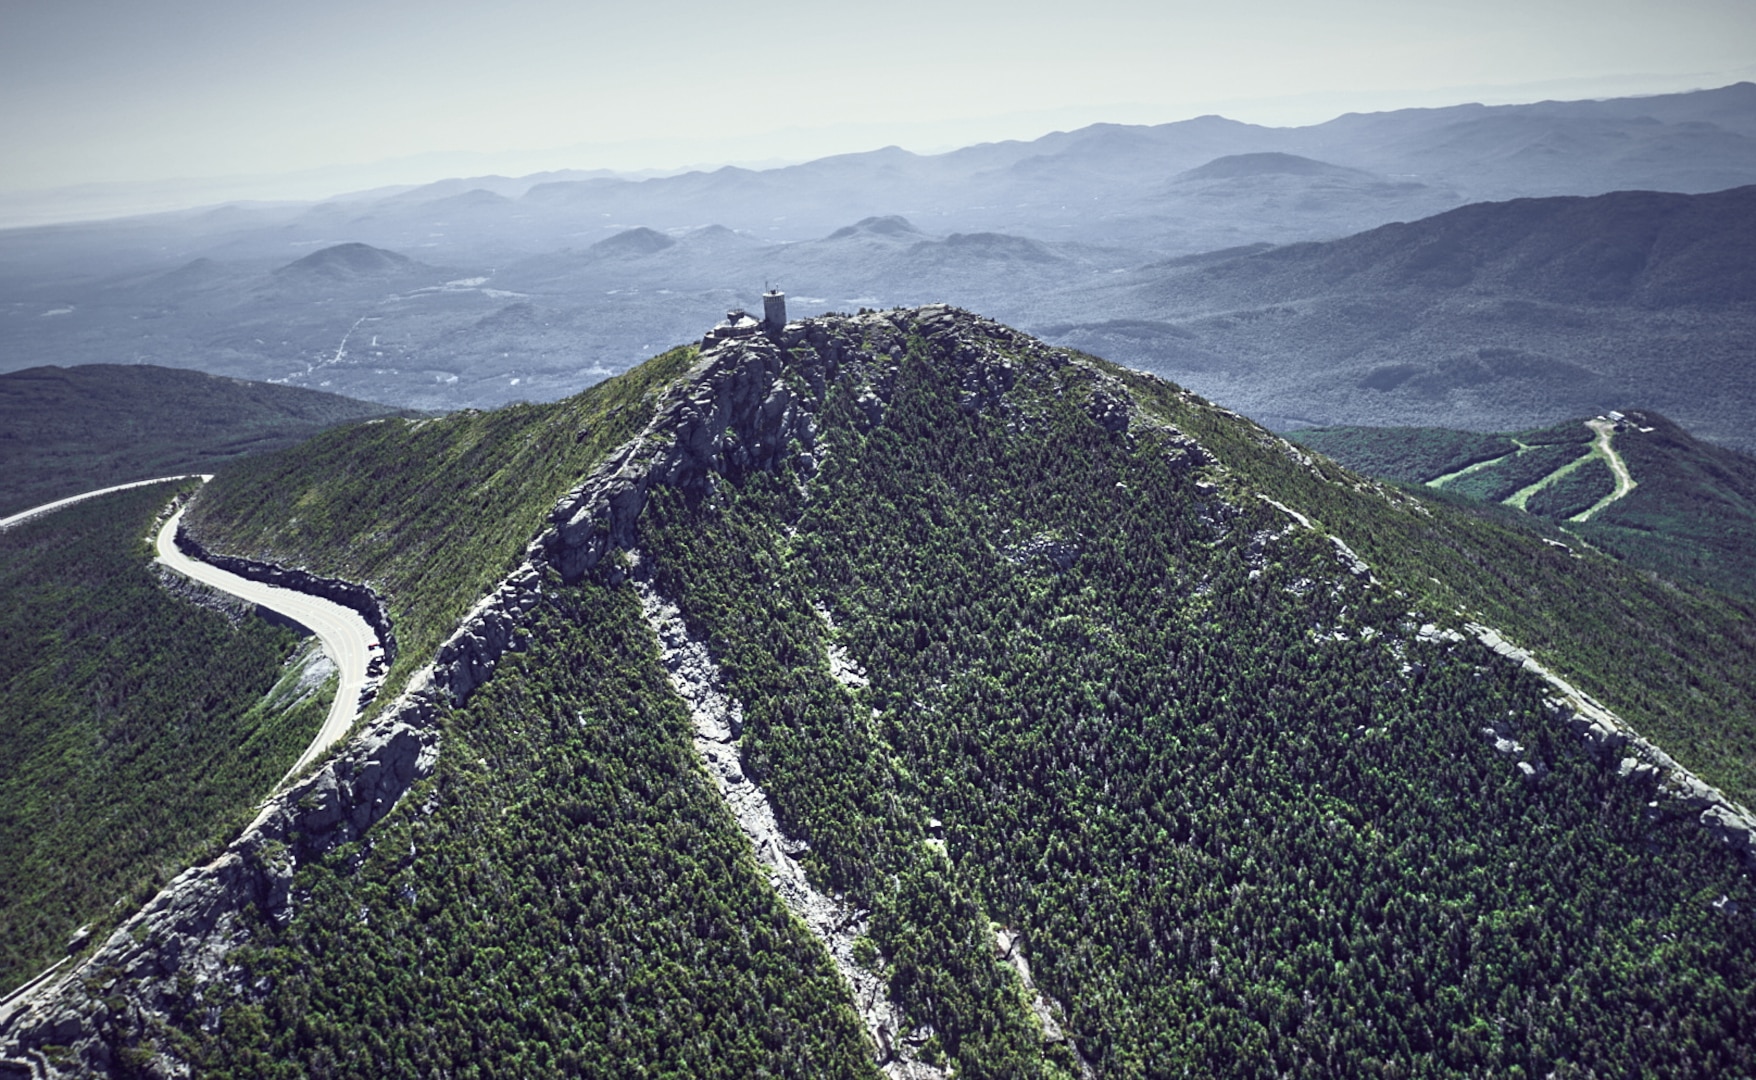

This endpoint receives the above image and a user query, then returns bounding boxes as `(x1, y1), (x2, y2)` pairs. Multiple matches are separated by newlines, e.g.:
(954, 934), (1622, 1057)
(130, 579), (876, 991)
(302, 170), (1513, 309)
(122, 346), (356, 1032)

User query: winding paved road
(154, 502), (376, 785)
(0, 479), (377, 1018)
(8, 473), (380, 784)
(0, 475), (211, 532)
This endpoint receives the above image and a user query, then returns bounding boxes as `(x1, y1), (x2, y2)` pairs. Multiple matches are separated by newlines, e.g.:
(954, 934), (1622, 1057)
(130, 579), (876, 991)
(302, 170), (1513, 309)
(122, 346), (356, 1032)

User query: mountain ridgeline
(3, 308), (1754, 1078)
(0, 365), (408, 517)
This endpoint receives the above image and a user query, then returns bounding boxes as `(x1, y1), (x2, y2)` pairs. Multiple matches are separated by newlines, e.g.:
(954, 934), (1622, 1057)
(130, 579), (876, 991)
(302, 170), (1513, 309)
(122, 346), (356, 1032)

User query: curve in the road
(0, 474), (212, 532)
(155, 501), (378, 786)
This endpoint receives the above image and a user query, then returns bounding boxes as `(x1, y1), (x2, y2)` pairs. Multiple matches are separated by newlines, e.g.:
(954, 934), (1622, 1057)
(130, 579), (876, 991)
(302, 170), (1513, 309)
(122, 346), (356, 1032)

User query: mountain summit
(271, 242), (419, 282)
(4, 306), (1754, 1077)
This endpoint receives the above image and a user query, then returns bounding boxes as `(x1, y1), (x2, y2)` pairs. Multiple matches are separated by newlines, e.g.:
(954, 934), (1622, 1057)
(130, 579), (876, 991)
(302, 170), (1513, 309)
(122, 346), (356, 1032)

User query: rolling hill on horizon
(0, 363), (410, 517)
(2, 83), (1754, 425)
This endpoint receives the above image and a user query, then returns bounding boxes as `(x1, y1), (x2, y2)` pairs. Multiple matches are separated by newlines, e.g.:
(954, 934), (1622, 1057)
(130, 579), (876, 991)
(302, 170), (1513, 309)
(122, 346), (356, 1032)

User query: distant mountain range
(1036, 184), (1756, 447)
(0, 84), (1752, 434)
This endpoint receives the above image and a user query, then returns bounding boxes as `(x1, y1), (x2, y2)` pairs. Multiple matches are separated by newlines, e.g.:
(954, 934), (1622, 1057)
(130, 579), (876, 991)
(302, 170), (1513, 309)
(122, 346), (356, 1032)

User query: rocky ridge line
(0, 665), (442, 1077)
(634, 570), (947, 1080)
(1260, 489), (1756, 868)
(1461, 622), (1756, 867)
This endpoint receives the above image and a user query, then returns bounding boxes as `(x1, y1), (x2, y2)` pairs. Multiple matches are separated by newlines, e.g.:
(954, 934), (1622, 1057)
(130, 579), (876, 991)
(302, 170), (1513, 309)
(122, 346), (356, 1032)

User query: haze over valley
(6, 84), (1756, 446)
(5, 6), (1756, 1075)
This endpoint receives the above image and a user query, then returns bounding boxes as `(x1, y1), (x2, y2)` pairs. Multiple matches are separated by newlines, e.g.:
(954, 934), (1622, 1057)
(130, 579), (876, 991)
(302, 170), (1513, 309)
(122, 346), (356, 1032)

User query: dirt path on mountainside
(1571, 418), (1637, 522)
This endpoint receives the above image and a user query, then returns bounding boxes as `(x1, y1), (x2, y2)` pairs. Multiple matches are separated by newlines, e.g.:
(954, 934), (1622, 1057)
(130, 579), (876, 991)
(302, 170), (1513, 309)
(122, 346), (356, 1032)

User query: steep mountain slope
(4, 310), (1754, 1078)
(0, 481), (329, 995)
(0, 365), (407, 517)
(1293, 410), (1756, 602)
(1039, 185), (1756, 447)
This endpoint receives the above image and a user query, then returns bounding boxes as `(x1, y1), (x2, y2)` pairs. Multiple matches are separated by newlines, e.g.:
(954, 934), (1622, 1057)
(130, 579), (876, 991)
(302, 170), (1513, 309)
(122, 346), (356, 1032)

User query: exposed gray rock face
(991, 928), (1097, 1078)
(1463, 622), (1756, 868)
(635, 570), (945, 1080)
(534, 329), (819, 584)
(149, 563), (258, 626)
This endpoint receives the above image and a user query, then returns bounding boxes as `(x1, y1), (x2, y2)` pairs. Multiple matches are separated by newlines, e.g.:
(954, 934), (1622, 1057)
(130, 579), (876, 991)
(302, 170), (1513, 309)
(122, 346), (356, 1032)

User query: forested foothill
(1291, 410), (1756, 603)
(97, 308), (1756, 1078)
(0, 481), (330, 995)
(0, 365), (406, 518)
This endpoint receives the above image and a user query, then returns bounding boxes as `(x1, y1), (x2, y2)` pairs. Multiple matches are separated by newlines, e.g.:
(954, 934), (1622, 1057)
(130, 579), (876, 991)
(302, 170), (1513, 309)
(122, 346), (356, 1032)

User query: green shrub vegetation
(1131, 383), (1756, 807)
(184, 345), (698, 708)
(143, 318), (1756, 1076)
(1513, 419), (1595, 447)
(0, 482), (327, 993)
(1288, 427), (1513, 483)
(1523, 456), (1614, 519)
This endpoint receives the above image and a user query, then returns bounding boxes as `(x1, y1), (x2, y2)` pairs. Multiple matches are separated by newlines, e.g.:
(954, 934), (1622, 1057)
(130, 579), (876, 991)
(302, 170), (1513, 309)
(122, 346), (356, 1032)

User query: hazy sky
(2, 0), (1752, 199)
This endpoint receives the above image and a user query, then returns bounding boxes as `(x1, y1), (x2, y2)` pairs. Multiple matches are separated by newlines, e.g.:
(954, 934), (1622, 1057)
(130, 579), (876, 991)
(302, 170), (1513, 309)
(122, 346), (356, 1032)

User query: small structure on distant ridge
(701, 308), (763, 348)
(700, 289), (788, 349)
(762, 289), (786, 330)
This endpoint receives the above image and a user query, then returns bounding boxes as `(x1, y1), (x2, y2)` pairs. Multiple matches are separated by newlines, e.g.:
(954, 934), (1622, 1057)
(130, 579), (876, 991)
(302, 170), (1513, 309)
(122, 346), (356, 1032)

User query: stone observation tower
(762, 289), (786, 330)
(698, 288), (787, 350)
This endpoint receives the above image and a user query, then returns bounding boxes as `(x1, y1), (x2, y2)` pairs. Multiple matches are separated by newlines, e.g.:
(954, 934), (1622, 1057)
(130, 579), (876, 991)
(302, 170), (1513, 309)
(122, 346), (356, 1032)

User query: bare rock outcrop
(1463, 623), (1756, 867)
(635, 571), (946, 1080)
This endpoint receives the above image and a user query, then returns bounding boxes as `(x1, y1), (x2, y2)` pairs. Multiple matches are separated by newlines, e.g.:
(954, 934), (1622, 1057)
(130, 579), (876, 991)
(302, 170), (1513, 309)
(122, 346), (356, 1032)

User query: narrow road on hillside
(0, 474), (211, 531)
(155, 502), (377, 785)
(1572, 418), (1638, 522)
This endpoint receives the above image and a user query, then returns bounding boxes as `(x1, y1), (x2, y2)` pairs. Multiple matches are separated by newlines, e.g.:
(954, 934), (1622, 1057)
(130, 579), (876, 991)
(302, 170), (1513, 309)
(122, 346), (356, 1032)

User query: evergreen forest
(0, 482), (329, 993)
(123, 310), (1756, 1078)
